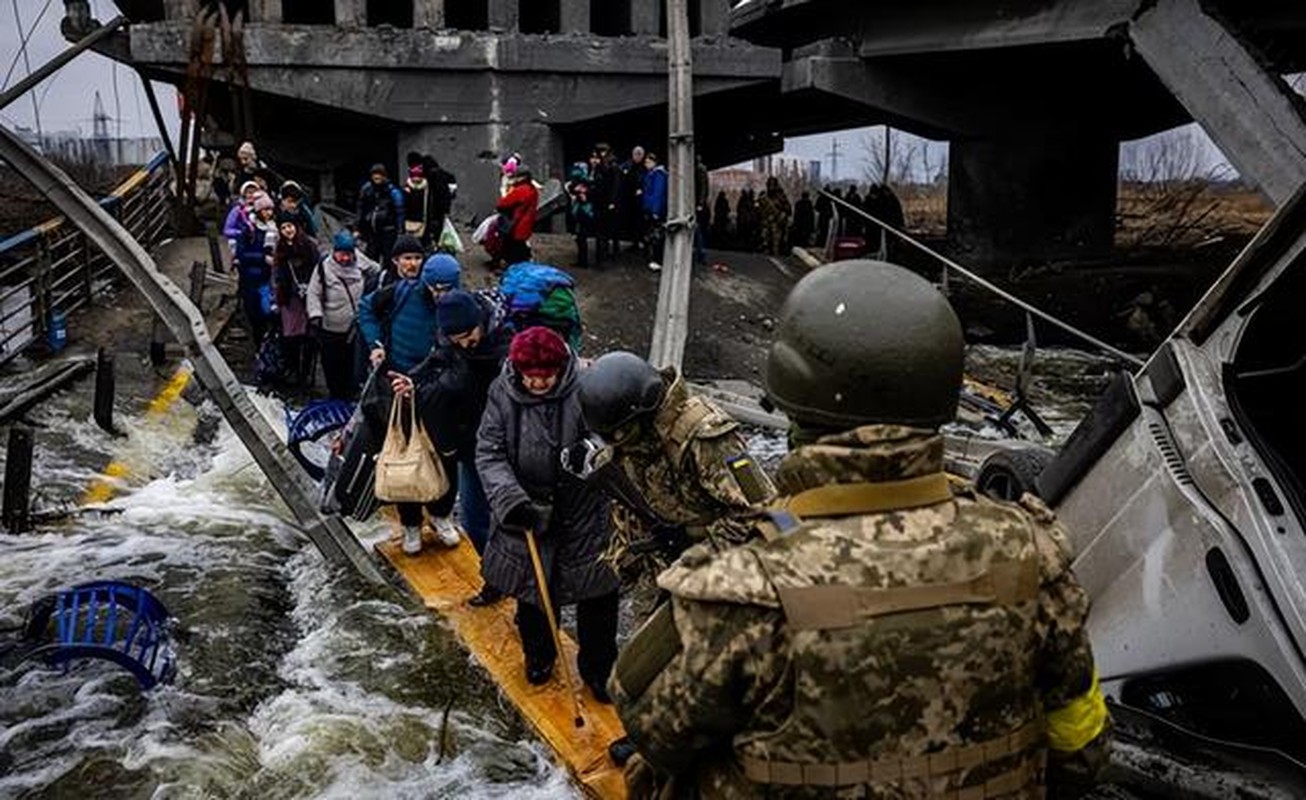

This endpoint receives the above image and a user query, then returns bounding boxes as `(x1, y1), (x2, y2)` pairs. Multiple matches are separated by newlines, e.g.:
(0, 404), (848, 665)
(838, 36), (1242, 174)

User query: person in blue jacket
(641, 152), (669, 271)
(358, 241), (466, 554)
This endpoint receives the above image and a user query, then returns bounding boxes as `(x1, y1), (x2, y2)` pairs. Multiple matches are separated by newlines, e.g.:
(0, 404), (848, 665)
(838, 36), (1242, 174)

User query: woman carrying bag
(384, 363), (462, 555)
(476, 327), (620, 699)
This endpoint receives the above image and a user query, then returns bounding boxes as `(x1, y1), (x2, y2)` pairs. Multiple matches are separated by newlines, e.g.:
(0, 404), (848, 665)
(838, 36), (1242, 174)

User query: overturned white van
(1033, 189), (1306, 758)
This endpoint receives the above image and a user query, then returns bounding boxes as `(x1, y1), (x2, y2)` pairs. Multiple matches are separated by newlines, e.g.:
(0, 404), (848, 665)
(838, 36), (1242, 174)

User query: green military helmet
(766, 260), (963, 429)
(578, 351), (667, 435)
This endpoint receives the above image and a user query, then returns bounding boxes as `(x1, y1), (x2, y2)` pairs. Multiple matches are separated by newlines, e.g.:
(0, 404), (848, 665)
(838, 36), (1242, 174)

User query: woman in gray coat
(477, 326), (620, 699)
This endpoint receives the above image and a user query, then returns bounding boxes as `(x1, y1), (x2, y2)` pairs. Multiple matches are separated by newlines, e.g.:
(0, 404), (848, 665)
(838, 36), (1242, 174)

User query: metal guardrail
(0, 151), (172, 363)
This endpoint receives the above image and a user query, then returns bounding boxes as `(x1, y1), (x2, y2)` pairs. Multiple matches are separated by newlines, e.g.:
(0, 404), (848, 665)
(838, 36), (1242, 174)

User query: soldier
(573, 351), (777, 583)
(610, 261), (1111, 799)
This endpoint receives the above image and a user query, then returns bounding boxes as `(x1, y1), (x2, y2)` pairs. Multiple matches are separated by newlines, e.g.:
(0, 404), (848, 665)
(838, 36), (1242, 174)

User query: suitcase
(320, 366), (388, 521)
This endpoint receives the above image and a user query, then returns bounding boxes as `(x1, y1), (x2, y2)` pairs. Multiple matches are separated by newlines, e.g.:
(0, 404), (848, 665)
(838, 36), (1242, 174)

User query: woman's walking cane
(524, 526), (586, 728)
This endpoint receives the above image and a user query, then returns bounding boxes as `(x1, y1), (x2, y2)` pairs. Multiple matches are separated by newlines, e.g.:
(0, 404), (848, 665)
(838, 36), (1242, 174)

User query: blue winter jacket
(642, 165), (668, 218)
(356, 279), (437, 373)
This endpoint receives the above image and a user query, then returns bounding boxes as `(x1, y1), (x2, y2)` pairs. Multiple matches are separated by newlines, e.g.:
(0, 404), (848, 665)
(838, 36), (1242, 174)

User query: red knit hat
(509, 326), (569, 376)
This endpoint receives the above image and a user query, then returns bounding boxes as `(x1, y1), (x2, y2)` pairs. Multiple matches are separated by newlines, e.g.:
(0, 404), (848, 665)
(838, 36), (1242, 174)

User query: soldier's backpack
(498, 262), (582, 350)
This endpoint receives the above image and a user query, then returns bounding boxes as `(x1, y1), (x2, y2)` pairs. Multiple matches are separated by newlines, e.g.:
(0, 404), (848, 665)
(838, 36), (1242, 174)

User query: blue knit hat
(332, 230), (355, 252)
(422, 253), (461, 290)
(437, 290), (483, 336)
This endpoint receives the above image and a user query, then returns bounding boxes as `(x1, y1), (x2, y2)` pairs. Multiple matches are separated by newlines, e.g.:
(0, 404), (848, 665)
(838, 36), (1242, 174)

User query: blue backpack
(498, 262), (582, 349)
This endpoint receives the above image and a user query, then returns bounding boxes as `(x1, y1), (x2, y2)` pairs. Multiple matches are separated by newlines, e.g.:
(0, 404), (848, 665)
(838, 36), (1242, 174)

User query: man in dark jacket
(357, 163), (406, 262)
(791, 190), (816, 248)
(408, 289), (512, 561)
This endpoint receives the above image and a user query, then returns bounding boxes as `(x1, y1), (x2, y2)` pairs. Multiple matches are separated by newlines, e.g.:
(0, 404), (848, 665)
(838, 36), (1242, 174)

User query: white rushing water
(0, 385), (575, 799)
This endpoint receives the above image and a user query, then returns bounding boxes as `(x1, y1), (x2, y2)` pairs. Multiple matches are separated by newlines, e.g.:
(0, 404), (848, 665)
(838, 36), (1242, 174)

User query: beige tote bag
(374, 392), (449, 503)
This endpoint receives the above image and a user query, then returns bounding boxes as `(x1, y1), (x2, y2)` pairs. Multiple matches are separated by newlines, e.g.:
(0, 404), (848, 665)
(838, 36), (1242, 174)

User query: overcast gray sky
(1, 0), (179, 141)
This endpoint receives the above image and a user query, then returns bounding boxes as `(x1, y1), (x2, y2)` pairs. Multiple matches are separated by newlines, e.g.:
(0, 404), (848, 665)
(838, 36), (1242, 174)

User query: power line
(12, 0), (46, 140)
(1, 0), (55, 92)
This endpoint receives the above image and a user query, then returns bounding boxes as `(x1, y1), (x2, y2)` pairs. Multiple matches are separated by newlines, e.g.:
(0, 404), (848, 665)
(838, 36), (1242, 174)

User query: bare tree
(1117, 127), (1247, 248)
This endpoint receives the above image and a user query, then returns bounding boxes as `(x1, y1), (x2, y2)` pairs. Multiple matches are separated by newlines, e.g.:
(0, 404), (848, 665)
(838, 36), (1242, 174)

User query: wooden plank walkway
(376, 532), (628, 799)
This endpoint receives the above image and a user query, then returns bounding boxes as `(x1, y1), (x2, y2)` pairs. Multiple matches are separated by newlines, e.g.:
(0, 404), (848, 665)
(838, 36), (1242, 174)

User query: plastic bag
(437, 217), (464, 254)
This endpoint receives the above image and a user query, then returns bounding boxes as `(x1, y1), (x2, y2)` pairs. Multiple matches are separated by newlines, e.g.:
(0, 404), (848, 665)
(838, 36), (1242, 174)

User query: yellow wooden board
(377, 532), (628, 799)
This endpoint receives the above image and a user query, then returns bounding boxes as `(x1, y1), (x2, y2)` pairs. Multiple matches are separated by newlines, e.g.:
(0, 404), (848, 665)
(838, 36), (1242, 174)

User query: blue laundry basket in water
(286, 399), (355, 481)
(22, 581), (177, 689)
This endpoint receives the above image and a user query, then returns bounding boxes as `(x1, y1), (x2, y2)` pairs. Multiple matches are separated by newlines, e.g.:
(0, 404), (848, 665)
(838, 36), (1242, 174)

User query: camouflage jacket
(611, 425), (1109, 799)
(606, 371), (776, 561)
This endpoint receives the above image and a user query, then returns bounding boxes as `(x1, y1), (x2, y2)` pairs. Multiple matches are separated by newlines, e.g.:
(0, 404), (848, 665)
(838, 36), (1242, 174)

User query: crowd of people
(215, 139), (1109, 799)
(563, 144), (908, 268)
(563, 143), (673, 271)
(705, 179), (907, 257)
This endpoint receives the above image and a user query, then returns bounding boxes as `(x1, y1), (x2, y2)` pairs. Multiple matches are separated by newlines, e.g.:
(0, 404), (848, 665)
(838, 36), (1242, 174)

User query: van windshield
(1226, 253), (1306, 520)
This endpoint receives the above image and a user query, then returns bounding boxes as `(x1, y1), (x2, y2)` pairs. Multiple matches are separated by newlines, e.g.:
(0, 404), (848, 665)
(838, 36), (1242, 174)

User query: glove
(504, 501), (542, 532)
(308, 317), (323, 336)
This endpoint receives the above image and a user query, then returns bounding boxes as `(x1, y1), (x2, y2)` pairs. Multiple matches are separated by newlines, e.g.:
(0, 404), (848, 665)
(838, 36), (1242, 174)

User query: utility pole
(883, 126), (891, 184)
(648, 0), (696, 370)
(826, 138), (840, 182)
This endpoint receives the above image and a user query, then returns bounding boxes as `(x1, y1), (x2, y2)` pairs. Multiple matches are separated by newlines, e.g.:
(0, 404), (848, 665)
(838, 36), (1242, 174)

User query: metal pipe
(136, 69), (179, 166)
(0, 16), (128, 112)
(819, 190), (1145, 368)
(3, 426), (34, 533)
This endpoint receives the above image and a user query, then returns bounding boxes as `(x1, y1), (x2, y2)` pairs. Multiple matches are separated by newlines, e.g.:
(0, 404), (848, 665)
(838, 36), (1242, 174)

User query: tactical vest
(628, 375), (746, 524)
(737, 475), (1048, 798)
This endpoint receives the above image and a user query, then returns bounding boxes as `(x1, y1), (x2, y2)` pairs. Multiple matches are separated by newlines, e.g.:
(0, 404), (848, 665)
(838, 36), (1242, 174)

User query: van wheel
(976, 448), (1053, 502)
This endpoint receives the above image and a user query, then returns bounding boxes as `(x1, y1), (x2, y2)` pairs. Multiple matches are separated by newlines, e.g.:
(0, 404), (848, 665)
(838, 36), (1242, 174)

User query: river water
(0, 374), (575, 799)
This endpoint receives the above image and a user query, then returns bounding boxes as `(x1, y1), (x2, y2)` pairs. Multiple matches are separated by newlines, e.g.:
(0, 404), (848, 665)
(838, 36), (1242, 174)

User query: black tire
(976, 447), (1054, 502)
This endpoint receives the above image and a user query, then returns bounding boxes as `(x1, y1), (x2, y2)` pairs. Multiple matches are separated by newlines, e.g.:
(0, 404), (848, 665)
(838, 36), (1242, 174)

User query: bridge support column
(249, 0), (282, 23)
(163, 0), (199, 21)
(415, 0), (445, 29)
(632, 1), (659, 35)
(399, 120), (562, 219)
(334, 0), (365, 27)
(488, 0), (518, 32)
(947, 133), (1117, 269)
(701, 0), (727, 36)
(560, 0), (590, 35)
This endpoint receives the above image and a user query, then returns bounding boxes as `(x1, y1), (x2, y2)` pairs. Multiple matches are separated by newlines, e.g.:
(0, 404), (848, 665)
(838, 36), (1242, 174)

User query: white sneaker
(402, 525), (423, 555)
(433, 516), (461, 548)
(647, 261), (662, 272)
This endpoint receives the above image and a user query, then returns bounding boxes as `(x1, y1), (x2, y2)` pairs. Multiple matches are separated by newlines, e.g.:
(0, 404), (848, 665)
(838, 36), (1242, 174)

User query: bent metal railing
(0, 151), (172, 363)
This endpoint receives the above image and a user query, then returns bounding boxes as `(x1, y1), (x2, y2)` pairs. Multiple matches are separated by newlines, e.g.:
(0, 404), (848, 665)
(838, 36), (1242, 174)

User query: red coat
(496, 182), (539, 243)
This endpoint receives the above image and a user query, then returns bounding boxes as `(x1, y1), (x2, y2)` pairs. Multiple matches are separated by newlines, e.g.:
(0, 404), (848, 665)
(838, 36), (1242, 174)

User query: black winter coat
(477, 358), (618, 606)
(411, 293), (511, 456)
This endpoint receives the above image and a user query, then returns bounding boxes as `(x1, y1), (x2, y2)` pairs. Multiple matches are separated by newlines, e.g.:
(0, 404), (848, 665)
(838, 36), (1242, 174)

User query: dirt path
(458, 232), (800, 381)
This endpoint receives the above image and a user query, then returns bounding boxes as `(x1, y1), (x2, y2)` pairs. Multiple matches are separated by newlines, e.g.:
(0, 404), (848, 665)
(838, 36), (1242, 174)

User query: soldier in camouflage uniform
(574, 351), (777, 585)
(610, 261), (1110, 799)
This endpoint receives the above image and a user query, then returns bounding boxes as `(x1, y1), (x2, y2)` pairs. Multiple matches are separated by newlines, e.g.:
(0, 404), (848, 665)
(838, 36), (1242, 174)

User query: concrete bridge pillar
(334, 0), (366, 27)
(414, 0), (445, 29)
(399, 120), (563, 219)
(700, 0), (728, 36)
(561, 0), (590, 35)
(249, 0), (282, 23)
(162, 0), (199, 21)
(947, 133), (1118, 268)
(632, 1), (659, 35)
(488, 0), (518, 32)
